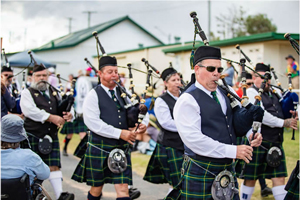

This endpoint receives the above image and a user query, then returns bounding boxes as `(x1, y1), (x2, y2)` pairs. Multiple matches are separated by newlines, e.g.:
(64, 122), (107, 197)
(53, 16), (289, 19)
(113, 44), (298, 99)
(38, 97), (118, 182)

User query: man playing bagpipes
(166, 45), (263, 200)
(20, 63), (75, 200)
(235, 63), (298, 200)
(71, 55), (148, 200)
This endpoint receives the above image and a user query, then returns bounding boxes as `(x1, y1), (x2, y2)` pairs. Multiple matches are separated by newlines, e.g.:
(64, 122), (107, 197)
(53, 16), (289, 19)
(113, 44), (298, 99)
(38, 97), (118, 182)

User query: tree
(216, 6), (247, 39)
(215, 6), (277, 39)
(246, 14), (277, 34)
(209, 31), (220, 41)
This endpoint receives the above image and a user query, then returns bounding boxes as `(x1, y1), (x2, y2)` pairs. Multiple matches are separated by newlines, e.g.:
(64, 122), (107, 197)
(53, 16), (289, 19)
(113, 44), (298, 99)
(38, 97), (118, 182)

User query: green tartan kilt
(71, 132), (132, 187)
(21, 133), (61, 168)
(60, 121), (76, 134)
(284, 177), (300, 200)
(284, 160), (299, 200)
(74, 118), (88, 133)
(165, 156), (239, 200)
(143, 143), (184, 187)
(235, 140), (287, 180)
(73, 134), (88, 158)
(60, 118), (88, 134)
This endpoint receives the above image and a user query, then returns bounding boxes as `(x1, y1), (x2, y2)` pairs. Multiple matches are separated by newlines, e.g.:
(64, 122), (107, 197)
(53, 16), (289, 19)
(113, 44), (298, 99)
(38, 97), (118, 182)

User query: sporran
(38, 135), (53, 155)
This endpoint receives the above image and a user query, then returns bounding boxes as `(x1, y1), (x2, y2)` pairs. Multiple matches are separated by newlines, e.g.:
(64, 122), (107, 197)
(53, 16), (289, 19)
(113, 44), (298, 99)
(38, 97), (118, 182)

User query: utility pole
(67, 17), (73, 34)
(82, 11), (97, 28)
(208, 0), (211, 41)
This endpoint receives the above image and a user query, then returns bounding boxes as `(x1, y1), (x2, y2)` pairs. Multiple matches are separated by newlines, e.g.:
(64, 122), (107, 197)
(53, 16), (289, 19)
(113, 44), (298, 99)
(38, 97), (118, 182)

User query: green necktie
(211, 91), (220, 104)
(41, 90), (50, 101)
(109, 90), (121, 109)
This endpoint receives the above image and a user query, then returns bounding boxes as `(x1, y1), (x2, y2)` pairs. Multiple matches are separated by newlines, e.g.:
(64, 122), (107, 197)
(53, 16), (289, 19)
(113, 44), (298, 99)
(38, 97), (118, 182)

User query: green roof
(33, 16), (164, 52)
(162, 32), (299, 54)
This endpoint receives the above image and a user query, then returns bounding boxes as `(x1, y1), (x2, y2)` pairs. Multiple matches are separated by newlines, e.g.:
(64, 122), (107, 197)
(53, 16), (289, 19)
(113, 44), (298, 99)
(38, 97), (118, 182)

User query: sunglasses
(246, 82), (253, 86)
(199, 65), (224, 73)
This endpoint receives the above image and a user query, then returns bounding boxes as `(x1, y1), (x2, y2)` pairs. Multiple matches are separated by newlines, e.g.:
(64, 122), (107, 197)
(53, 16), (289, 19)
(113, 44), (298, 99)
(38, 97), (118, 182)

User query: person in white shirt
(236, 63), (298, 200)
(20, 63), (74, 200)
(144, 67), (183, 194)
(71, 55), (147, 200)
(169, 46), (262, 200)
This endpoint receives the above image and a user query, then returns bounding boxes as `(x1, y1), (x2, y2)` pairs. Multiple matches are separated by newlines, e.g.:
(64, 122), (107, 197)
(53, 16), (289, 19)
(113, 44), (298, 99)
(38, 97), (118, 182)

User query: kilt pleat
(235, 140), (287, 180)
(143, 143), (184, 187)
(71, 133), (132, 187)
(21, 133), (61, 168)
(284, 160), (299, 200)
(284, 177), (299, 200)
(73, 134), (88, 158)
(165, 156), (239, 200)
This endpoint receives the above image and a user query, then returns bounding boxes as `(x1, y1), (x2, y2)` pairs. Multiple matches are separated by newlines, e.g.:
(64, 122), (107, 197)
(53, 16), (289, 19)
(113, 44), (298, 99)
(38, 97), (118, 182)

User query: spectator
(1, 114), (50, 185)
(222, 61), (235, 86)
(286, 55), (299, 89)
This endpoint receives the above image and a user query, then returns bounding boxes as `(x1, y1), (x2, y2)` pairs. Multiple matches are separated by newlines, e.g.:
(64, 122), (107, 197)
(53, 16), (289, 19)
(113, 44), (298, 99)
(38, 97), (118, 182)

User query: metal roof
(162, 32), (299, 54)
(33, 16), (164, 52)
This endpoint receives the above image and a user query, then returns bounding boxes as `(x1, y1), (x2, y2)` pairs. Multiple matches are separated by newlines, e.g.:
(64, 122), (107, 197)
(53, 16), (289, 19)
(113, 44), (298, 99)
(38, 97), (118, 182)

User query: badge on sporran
(211, 170), (239, 200)
(107, 148), (127, 174)
(266, 146), (282, 168)
(38, 135), (53, 154)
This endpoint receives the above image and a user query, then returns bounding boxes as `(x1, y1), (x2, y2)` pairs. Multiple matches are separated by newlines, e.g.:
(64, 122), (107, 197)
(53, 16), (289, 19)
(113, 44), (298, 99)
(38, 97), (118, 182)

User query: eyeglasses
(246, 82), (253, 86)
(199, 65), (224, 73)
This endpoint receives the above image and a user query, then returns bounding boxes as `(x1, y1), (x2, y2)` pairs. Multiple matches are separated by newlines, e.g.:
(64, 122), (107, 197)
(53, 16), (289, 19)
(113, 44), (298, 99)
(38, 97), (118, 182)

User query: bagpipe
(92, 31), (148, 129)
(28, 50), (75, 116)
(284, 33), (299, 55)
(56, 74), (76, 115)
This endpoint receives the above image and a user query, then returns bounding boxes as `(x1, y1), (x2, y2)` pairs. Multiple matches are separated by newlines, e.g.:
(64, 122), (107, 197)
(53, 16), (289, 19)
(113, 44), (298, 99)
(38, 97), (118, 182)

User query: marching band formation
(1, 11), (299, 200)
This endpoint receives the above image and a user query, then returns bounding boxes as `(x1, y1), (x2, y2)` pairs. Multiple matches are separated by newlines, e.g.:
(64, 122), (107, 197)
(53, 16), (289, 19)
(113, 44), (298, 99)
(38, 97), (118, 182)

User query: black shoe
(261, 186), (272, 197)
(58, 192), (74, 200)
(63, 150), (68, 156)
(129, 187), (141, 199)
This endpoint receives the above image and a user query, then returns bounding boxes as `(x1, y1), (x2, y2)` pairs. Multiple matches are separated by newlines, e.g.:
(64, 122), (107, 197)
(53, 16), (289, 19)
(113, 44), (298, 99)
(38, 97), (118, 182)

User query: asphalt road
(42, 153), (170, 200)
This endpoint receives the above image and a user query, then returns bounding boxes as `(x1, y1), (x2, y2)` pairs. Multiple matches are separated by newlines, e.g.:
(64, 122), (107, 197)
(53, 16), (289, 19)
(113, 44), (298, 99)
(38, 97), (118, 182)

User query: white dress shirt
(247, 86), (284, 128)
(20, 88), (74, 123)
(173, 81), (237, 159)
(154, 90), (178, 132)
(83, 84), (149, 140)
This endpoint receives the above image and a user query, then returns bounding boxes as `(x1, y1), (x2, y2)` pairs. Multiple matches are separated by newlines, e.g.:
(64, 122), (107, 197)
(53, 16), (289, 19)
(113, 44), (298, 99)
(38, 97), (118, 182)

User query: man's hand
(283, 117), (298, 130)
(120, 130), (137, 145)
(249, 132), (263, 147)
(136, 123), (147, 134)
(236, 145), (253, 164)
(47, 114), (65, 128)
(62, 111), (73, 122)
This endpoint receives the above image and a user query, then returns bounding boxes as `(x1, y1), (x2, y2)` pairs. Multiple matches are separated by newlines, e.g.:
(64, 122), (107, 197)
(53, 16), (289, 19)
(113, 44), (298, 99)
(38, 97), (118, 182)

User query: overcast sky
(1, 0), (299, 53)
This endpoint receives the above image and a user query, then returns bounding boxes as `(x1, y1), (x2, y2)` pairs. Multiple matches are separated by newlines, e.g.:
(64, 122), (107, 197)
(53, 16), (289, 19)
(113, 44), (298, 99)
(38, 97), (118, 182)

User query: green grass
(58, 128), (299, 199)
